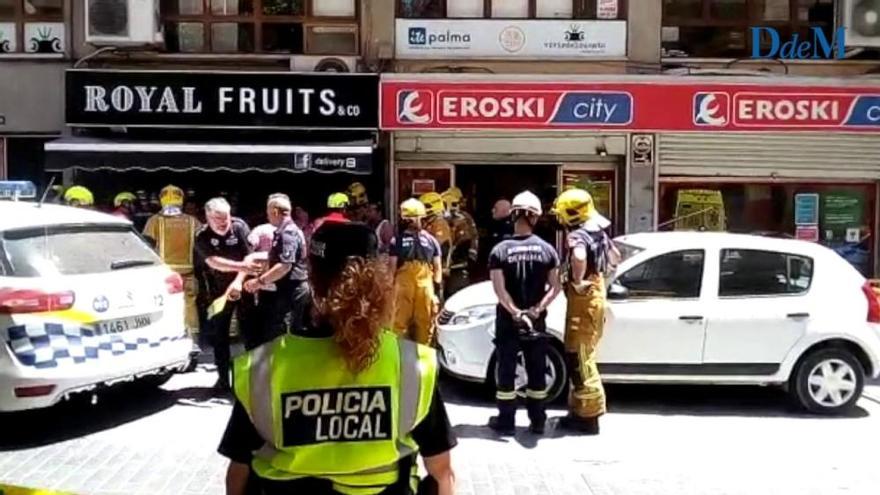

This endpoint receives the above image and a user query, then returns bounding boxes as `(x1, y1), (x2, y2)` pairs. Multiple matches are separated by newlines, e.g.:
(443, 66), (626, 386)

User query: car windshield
(614, 241), (644, 263)
(0, 224), (160, 277)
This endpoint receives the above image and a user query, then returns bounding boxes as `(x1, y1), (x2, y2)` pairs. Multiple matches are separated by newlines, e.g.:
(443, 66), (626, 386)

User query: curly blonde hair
(311, 257), (393, 373)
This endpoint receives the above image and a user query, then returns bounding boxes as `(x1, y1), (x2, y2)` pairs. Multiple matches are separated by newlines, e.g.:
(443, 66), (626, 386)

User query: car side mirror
(608, 283), (629, 300)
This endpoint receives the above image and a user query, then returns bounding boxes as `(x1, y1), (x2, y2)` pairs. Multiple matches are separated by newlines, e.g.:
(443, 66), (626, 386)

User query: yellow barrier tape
(0, 484), (76, 495)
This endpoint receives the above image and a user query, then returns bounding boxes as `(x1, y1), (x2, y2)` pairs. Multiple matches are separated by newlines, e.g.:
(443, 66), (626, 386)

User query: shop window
(161, 0), (358, 54)
(658, 182), (876, 276)
(0, 0), (64, 54)
(719, 249), (813, 297)
(616, 250), (704, 299)
(662, 0), (834, 58)
(397, 0), (627, 19)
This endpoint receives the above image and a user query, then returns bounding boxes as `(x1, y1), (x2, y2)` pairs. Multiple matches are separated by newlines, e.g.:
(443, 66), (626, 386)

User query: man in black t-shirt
(194, 197), (254, 391)
(487, 191), (561, 436)
(244, 194), (309, 336)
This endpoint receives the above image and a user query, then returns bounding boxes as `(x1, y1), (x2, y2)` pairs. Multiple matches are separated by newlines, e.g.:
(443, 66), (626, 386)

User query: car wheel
(791, 347), (865, 415)
(492, 344), (568, 403)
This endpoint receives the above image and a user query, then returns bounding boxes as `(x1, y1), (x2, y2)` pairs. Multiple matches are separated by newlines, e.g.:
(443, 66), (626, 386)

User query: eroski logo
(397, 90), (433, 124)
(694, 92), (730, 126)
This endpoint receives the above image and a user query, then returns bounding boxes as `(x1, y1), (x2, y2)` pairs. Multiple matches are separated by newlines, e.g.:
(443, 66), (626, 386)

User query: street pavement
(1, 353), (879, 495)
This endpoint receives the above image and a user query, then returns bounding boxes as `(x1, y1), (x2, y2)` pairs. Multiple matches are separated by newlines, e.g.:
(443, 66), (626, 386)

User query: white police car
(0, 191), (192, 411)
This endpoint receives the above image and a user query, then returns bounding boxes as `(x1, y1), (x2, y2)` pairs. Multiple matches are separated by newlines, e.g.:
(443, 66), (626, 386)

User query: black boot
(487, 416), (516, 435)
(557, 415), (600, 435)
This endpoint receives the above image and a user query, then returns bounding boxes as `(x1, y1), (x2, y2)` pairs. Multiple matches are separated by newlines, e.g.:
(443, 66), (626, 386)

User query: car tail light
(862, 281), (880, 323)
(0, 288), (75, 314)
(14, 384), (56, 398)
(165, 273), (184, 294)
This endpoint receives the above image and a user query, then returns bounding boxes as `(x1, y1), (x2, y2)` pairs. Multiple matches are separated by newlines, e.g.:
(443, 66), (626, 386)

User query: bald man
(481, 198), (515, 276)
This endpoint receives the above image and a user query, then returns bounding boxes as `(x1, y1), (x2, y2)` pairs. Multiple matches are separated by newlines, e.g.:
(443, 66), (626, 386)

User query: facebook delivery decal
(381, 81), (880, 132)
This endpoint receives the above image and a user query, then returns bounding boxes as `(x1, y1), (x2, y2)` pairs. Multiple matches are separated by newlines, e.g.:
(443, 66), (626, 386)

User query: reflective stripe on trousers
(564, 274), (607, 418)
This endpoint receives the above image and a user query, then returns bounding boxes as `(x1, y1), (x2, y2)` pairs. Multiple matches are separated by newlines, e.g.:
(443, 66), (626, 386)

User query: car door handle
(679, 315), (704, 322)
(787, 312), (810, 319)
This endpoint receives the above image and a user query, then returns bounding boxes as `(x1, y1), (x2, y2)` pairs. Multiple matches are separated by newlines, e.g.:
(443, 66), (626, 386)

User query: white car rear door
(600, 249), (709, 365)
(702, 248), (814, 368)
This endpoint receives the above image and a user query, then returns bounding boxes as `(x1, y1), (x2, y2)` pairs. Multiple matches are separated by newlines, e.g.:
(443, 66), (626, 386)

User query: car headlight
(450, 304), (496, 326)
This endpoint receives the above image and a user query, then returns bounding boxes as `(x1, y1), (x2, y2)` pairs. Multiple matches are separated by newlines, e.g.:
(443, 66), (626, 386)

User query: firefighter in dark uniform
(487, 191), (562, 436)
(441, 187), (478, 297)
(220, 222), (457, 495)
(553, 187), (619, 435)
(194, 197), (254, 391)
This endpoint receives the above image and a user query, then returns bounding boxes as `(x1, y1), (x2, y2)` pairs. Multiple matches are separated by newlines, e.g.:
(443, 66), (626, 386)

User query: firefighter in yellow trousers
(419, 192), (452, 277)
(389, 199), (444, 346)
(143, 185), (201, 337)
(554, 188), (619, 435)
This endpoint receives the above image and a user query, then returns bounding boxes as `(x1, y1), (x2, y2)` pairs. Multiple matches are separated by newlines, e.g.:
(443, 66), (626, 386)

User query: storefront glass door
(396, 166), (453, 206)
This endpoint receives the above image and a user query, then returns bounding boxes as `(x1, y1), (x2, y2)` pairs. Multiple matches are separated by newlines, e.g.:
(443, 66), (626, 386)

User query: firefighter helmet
(159, 185), (185, 208)
(63, 186), (94, 207)
(400, 198), (427, 219)
(553, 188), (597, 228)
(511, 190), (542, 216)
(419, 192), (445, 217)
(113, 191), (137, 208)
(441, 187), (463, 211)
(347, 182), (368, 206)
(327, 192), (350, 209)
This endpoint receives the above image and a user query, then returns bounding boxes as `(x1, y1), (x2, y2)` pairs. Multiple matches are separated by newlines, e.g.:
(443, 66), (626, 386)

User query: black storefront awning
(44, 137), (374, 175)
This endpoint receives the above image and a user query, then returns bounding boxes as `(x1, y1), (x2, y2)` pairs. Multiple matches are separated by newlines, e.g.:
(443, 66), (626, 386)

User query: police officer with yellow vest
(390, 199), (444, 346)
(441, 187), (478, 296)
(220, 221), (457, 495)
(553, 188), (619, 435)
(143, 185), (201, 338)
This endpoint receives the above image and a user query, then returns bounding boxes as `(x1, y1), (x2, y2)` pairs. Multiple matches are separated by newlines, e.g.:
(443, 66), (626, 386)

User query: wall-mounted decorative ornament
(25, 22), (64, 53)
(0, 23), (16, 53)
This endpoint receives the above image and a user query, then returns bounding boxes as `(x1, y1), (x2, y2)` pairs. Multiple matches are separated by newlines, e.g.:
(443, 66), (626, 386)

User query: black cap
(309, 221), (378, 278)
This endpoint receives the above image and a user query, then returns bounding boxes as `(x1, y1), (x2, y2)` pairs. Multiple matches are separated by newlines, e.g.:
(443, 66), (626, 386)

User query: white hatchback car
(437, 232), (880, 414)
(0, 201), (193, 411)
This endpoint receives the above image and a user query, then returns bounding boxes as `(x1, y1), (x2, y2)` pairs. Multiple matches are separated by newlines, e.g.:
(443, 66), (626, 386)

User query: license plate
(96, 315), (152, 335)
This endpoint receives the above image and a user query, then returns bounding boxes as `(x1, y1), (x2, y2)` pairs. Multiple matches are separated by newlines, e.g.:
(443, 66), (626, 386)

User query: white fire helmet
(511, 191), (542, 216)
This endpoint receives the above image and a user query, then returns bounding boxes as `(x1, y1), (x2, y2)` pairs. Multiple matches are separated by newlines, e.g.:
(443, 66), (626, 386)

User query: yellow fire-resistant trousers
(393, 262), (438, 346)
(564, 273), (607, 419)
(181, 272), (199, 338)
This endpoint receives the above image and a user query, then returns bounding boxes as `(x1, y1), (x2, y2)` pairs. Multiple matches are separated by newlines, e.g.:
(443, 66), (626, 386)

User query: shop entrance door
(456, 164), (559, 279)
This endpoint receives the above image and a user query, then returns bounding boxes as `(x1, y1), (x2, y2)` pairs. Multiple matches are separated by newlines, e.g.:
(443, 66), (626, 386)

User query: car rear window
(719, 249), (813, 297)
(0, 224), (160, 277)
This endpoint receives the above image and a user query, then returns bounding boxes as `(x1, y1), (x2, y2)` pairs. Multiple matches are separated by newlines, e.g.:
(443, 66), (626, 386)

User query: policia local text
(282, 387), (392, 446)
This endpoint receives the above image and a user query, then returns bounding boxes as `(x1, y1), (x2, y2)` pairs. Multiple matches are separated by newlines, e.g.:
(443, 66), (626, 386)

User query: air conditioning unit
(290, 56), (360, 73)
(86, 0), (163, 46)
(839, 0), (880, 48)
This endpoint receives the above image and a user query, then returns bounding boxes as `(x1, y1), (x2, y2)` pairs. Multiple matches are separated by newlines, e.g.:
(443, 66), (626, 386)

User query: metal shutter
(658, 132), (880, 180)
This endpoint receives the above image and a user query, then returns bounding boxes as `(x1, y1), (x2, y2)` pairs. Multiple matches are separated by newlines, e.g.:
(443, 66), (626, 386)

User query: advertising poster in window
(794, 193), (819, 226)
(795, 225), (820, 242)
(673, 189), (726, 232)
(821, 191), (869, 274)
